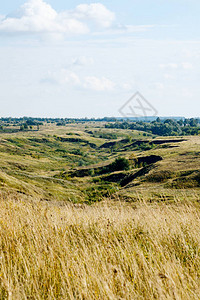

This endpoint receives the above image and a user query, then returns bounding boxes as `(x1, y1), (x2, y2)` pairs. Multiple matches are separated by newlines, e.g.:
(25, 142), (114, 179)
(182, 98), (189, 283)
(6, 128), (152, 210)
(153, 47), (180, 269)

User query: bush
(110, 157), (130, 172)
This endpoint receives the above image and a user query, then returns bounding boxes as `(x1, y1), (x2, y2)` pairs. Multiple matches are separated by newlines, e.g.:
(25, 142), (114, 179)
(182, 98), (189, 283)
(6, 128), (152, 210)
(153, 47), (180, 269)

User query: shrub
(109, 157), (130, 172)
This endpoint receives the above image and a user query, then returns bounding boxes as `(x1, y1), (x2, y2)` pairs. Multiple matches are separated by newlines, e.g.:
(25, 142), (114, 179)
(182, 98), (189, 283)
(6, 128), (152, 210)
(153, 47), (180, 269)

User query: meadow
(0, 197), (200, 299)
(0, 121), (199, 299)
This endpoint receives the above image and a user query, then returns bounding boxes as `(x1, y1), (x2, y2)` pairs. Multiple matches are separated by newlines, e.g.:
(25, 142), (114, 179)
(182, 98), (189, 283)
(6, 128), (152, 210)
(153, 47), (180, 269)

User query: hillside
(0, 122), (199, 203)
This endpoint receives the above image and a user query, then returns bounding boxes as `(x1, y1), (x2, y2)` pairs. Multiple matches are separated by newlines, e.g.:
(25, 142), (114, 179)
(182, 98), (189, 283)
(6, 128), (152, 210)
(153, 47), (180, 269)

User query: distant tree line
(0, 117), (199, 136)
(0, 117), (44, 132)
(0, 117), (117, 126)
(0, 116), (119, 132)
(105, 118), (200, 136)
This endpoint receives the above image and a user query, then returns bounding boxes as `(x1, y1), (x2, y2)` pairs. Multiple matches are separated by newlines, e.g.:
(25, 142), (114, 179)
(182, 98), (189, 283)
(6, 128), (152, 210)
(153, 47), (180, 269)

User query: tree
(24, 123), (28, 130)
(156, 117), (161, 123)
(189, 118), (198, 127)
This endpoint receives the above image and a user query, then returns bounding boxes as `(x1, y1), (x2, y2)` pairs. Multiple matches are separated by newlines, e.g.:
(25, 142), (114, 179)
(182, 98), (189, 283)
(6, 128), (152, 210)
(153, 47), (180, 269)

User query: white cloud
(62, 71), (81, 86)
(41, 69), (115, 91)
(0, 0), (64, 34)
(0, 0), (115, 37)
(73, 3), (115, 28)
(72, 56), (94, 67)
(83, 76), (115, 91)
(0, 0), (156, 40)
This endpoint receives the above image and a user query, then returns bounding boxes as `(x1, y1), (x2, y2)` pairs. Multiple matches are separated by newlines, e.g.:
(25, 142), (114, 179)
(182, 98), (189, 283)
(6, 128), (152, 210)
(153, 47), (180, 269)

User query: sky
(0, 0), (199, 118)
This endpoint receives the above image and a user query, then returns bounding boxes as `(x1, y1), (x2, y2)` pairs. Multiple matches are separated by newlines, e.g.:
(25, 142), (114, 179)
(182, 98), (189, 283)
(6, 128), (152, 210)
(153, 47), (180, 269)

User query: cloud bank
(0, 0), (115, 37)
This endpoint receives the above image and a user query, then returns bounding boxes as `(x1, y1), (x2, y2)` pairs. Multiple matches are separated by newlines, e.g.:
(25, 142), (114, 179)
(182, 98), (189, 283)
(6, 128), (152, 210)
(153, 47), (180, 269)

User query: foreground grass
(0, 198), (200, 299)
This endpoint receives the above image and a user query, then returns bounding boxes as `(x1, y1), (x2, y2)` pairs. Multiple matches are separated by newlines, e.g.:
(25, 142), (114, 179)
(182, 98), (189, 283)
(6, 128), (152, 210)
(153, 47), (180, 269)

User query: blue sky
(0, 0), (199, 117)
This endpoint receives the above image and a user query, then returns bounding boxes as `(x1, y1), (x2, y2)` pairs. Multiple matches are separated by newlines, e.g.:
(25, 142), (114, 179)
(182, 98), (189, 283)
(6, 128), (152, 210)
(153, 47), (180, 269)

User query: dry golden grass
(0, 197), (200, 299)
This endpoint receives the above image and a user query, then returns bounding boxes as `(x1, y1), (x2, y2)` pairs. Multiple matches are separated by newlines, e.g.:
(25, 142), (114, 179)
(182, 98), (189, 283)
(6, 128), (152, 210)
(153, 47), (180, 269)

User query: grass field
(0, 122), (199, 299)
(0, 197), (200, 299)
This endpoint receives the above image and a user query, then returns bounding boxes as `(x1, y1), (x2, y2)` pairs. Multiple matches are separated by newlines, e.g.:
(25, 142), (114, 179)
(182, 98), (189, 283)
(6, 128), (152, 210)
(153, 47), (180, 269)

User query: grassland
(0, 197), (200, 299)
(0, 122), (199, 203)
(0, 122), (199, 299)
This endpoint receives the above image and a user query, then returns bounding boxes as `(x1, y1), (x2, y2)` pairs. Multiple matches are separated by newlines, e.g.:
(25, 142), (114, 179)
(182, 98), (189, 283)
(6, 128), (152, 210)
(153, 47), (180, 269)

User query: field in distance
(0, 121), (199, 203)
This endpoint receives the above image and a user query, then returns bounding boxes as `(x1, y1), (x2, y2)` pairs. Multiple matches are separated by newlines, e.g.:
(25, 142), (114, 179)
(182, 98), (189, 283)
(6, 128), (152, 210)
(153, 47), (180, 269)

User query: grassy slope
(0, 123), (145, 202)
(0, 124), (107, 201)
(117, 136), (200, 202)
(0, 123), (199, 203)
